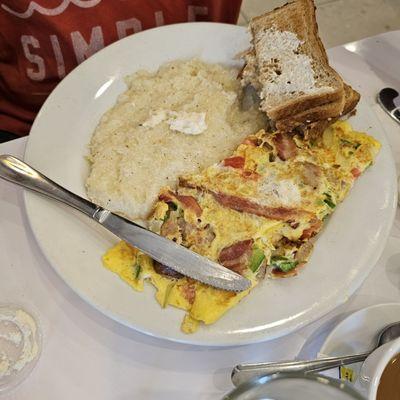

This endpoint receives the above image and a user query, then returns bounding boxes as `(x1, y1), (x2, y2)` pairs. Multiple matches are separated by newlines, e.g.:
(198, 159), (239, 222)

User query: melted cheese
(258, 174), (301, 206)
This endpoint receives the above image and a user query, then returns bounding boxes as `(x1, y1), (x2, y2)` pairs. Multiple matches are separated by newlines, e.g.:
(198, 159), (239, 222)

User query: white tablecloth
(1, 31), (400, 400)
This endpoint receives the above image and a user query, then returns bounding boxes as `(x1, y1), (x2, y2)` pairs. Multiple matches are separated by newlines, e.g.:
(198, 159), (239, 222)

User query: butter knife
(0, 155), (250, 292)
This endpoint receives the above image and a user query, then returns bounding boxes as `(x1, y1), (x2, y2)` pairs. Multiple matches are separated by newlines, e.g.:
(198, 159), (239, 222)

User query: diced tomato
(241, 170), (260, 180)
(223, 156), (245, 169)
(351, 167), (361, 178)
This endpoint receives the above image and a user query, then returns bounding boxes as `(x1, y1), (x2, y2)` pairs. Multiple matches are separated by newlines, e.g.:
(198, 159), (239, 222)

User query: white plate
(318, 303), (400, 384)
(24, 23), (397, 346)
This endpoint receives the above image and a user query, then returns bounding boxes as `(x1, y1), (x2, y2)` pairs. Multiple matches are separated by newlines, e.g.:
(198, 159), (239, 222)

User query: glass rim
(223, 371), (365, 400)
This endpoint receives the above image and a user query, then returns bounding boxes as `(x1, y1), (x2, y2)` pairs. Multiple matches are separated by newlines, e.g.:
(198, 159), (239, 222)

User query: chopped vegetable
(323, 192), (336, 209)
(270, 255), (298, 272)
(163, 211), (170, 222)
(249, 248), (265, 272)
(134, 264), (142, 280)
(340, 139), (361, 149)
(169, 202), (178, 211)
(162, 282), (175, 308)
(163, 202), (178, 222)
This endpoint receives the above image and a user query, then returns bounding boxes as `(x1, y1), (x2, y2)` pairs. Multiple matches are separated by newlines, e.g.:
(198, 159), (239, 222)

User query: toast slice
(245, 0), (344, 121)
(239, 47), (345, 129)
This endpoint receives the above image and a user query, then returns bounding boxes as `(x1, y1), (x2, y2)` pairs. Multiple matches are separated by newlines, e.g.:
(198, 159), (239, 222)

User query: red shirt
(0, 0), (242, 136)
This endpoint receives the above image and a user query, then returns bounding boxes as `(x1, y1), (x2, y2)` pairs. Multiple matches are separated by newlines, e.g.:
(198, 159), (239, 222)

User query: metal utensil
(0, 155), (251, 292)
(377, 87), (400, 125)
(231, 320), (400, 386)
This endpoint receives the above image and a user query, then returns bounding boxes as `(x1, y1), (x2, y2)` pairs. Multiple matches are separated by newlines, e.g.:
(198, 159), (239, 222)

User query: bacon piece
(300, 218), (322, 240)
(181, 282), (196, 304)
(300, 162), (322, 189)
(212, 191), (312, 221)
(223, 156), (245, 169)
(295, 241), (314, 262)
(273, 133), (298, 161)
(153, 261), (183, 279)
(242, 136), (262, 147)
(160, 218), (180, 238)
(351, 167), (361, 178)
(288, 219), (300, 229)
(219, 239), (253, 263)
(175, 194), (202, 217)
(178, 177), (199, 190)
(218, 239), (254, 275)
(160, 190), (202, 217)
(198, 224), (216, 246)
(159, 192), (175, 203)
(178, 180), (314, 221)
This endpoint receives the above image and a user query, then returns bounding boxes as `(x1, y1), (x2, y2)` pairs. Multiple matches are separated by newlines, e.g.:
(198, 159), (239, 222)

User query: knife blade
(0, 155), (251, 292)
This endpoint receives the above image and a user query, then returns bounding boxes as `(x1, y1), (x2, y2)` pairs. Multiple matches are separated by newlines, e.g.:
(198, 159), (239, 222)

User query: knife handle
(0, 154), (99, 218)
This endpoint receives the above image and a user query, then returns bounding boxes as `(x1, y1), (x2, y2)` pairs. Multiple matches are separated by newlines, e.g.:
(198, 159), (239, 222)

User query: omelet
(103, 121), (381, 333)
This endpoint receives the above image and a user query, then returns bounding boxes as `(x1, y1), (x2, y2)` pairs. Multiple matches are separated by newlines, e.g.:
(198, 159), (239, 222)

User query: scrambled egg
(103, 121), (380, 334)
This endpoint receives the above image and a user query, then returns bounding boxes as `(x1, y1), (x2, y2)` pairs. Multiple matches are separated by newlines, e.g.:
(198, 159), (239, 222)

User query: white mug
(357, 337), (400, 399)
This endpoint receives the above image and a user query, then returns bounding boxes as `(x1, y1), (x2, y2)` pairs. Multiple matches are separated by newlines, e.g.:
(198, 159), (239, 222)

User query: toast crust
(296, 84), (360, 139)
(275, 94), (345, 131)
(342, 83), (360, 115)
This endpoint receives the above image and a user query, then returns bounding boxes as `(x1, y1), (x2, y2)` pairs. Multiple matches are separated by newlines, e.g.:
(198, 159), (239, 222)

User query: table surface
(1, 30), (400, 400)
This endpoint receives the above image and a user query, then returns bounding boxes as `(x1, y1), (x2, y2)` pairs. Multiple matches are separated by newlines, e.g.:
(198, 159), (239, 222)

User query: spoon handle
(231, 351), (371, 387)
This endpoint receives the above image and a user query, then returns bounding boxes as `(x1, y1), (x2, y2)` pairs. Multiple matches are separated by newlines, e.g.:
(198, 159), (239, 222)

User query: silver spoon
(377, 87), (400, 125)
(231, 320), (400, 387)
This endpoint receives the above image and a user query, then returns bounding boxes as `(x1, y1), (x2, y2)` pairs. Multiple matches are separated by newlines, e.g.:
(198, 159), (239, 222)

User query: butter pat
(167, 111), (207, 135)
(142, 110), (207, 135)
